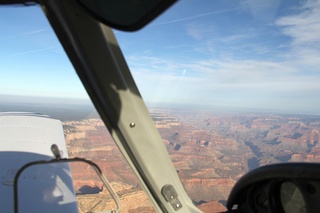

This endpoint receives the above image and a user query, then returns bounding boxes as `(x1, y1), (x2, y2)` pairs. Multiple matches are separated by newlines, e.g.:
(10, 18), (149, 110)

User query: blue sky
(1, 0), (320, 115)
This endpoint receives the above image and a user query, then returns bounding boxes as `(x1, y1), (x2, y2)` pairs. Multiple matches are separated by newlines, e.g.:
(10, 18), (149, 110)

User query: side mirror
(14, 145), (120, 213)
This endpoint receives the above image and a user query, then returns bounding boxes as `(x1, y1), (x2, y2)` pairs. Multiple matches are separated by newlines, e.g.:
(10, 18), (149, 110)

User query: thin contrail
(7, 45), (58, 58)
(1, 28), (48, 40)
(151, 8), (237, 26)
(24, 29), (48, 35)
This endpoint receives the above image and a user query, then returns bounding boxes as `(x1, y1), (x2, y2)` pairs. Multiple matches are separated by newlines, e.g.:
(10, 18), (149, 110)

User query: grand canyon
(61, 108), (320, 212)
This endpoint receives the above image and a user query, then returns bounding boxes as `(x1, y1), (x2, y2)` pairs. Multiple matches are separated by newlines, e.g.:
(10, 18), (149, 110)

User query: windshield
(114, 0), (320, 211)
(1, 0), (320, 212)
(0, 5), (154, 213)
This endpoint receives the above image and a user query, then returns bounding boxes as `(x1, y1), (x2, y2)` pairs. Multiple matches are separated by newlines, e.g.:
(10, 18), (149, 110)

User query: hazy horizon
(1, 94), (320, 119)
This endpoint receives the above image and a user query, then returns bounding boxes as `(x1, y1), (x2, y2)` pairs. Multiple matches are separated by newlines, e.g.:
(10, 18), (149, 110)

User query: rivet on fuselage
(129, 122), (135, 128)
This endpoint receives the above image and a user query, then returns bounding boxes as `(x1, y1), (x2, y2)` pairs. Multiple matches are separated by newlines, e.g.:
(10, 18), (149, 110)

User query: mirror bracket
(14, 144), (121, 213)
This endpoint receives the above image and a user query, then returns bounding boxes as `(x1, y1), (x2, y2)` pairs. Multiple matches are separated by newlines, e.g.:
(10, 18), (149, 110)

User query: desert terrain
(63, 109), (320, 212)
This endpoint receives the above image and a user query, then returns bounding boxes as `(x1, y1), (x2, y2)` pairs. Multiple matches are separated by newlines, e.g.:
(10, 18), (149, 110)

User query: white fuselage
(0, 113), (78, 213)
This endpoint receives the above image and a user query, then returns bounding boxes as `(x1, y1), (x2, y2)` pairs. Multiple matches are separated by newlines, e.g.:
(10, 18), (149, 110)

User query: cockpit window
(1, 0), (320, 212)
(115, 0), (320, 211)
(0, 5), (155, 213)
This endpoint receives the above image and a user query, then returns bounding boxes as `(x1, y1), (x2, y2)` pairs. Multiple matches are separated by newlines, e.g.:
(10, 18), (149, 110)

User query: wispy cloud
(127, 33), (320, 111)
(185, 22), (216, 41)
(241, 0), (282, 22)
(275, 0), (320, 70)
(276, 0), (320, 46)
(122, 0), (320, 113)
